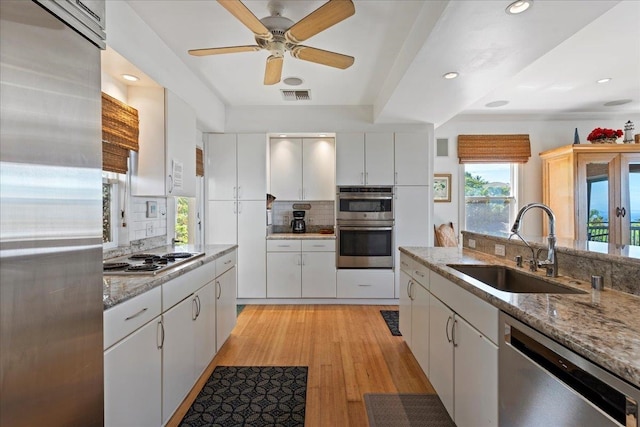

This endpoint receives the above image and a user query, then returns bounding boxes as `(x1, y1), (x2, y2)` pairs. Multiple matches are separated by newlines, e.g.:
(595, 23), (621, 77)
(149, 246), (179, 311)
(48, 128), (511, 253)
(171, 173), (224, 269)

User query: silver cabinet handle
(233, 202), (237, 214)
(277, 244), (291, 248)
(237, 186), (242, 198)
(415, 270), (425, 278)
(312, 244), (324, 247)
(167, 175), (173, 194)
(406, 280), (411, 298)
(358, 284), (372, 287)
(192, 296), (198, 321)
(233, 186), (237, 199)
(395, 171), (398, 184)
(365, 172), (369, 184)
(296, 255), (301, 266)
(360, 172), (364, 185)
(216, 280), (221, 300)
(238, 201), (242, 214)
(224, 259), (232, 265)
(125, 307), (147, 321)
(452, 319), (458, 347)
(446, 316), (453, 343)
(196, 295), (201, 318)
(157, 321), (164, 349)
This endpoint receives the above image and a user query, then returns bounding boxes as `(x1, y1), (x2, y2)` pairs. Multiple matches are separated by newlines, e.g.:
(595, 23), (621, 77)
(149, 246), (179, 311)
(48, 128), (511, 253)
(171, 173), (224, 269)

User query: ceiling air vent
(281, 89), (311, 101)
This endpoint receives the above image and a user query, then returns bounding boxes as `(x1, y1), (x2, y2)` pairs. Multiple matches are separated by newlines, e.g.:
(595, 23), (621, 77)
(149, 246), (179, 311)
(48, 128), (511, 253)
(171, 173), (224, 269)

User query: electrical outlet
(146, 223), (154, 236)
(283, 215), (290, 226)
(494, 244), (506, 256)
(468, 239), (476, 249)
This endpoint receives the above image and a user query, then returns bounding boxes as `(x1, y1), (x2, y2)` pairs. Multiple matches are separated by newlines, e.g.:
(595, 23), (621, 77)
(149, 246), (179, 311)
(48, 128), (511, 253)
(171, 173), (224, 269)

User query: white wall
(434, 114), (640, 236)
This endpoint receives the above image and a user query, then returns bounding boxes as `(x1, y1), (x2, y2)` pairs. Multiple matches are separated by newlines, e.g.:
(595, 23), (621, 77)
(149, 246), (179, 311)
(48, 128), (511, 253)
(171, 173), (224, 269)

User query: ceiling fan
(188, 0), (355, 85)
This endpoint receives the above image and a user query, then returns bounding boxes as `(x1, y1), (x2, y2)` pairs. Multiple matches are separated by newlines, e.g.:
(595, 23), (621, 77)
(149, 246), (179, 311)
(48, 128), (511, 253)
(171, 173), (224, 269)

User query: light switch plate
(494, 244), (506, 256)
(468, 239), (476, 249)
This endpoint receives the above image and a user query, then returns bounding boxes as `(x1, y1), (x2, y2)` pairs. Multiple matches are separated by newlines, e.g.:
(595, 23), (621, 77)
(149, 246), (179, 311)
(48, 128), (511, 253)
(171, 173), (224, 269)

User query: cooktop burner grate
(126, 264), (162, 272)
(103, 262), (130, 271)
(129, 253), (159, 260)
(164, 252), (193, 258)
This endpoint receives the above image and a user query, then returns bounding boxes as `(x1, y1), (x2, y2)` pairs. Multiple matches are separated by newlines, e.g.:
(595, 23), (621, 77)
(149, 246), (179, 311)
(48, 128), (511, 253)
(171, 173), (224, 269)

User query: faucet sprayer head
(510, 220), (521, 233)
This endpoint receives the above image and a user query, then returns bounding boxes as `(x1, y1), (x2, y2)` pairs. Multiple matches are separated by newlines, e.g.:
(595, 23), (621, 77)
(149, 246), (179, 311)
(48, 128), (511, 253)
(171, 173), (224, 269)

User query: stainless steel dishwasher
(499, 312), (639, 427)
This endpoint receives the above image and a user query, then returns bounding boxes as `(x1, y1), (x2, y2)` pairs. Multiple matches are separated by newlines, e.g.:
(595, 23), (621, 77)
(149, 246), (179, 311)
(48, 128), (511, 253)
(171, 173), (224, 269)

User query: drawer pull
(125, 307), (148, 321)
(358, 284), (372, 287)
(224, 260), (232, 265)
(415, 271), (425, 277)
(312, 244), (324, 247)
(277, 244), (291, 248)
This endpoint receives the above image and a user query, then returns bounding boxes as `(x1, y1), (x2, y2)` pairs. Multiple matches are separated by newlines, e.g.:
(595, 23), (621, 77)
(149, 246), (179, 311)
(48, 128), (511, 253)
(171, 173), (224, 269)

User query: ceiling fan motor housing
(257, 15), (294, 56)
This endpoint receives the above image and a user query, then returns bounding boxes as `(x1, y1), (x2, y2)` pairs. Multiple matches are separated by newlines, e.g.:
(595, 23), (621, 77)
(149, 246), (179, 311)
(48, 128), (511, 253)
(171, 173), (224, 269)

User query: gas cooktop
(103, 251), (204, 276)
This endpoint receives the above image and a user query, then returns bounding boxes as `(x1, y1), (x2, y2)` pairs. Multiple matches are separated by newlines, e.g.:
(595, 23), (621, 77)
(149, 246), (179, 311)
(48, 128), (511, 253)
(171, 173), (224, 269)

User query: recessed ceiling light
(485, 100), (510, 108)
(283, 77), (303, 86)
(505, 0), (532, 15)
(122, 74), (139, 82)
(604, 99), (632, 107)
(279, 134), (287, 137)
(443, 72), (459, 80)
(596, 78), (612, 84)
(319, 134), (327, 137)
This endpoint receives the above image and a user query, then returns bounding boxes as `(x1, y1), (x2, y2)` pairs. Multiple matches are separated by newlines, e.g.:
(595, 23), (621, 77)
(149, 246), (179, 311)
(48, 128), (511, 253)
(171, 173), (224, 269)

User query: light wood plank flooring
(167, 304), (435, 427)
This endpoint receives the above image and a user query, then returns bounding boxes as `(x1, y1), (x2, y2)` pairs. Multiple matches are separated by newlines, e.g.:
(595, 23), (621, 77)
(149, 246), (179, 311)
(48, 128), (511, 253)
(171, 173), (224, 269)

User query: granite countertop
(400, 246), (640, 389)
(267, 233), (335, 240)
(103, 244), (237, 310)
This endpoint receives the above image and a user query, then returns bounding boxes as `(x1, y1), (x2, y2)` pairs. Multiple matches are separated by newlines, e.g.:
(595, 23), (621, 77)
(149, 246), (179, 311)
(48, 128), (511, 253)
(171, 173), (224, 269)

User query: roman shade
(457, 134), (531, 163)
(101, 92), (139, 173)
(196, 147), (204, 177)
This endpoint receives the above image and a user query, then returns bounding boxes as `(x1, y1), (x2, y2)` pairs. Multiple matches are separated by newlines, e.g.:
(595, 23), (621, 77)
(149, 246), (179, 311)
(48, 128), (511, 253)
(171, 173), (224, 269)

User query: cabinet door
(270, 138), (302, 200)
(412, 283), (430, 377)
(207, 133), (237, 200)
(620, 153), (640, 246)
(104, 318), (162, 427)
(301, 251), (336, 297)
(394, 133), (428, 185)
(267, 252), (302, 298)
(454, 316), (498, 427)
(237, 133), (267, 200)
(365, 133), (394, 185)
(302, 138), (335, 200)
(237, 201), (266, 298)
(576, 153), (617, 243)
(206, 201), (237, 244)
(428, 296), (454, 418)
(162, 297), (197, 424)
(194, 281), (216, 378)
(165, 89), (196, 197)
(216, 266), (237, 352)
(336, 133), (365, 185)
(398, 269), (413, 346)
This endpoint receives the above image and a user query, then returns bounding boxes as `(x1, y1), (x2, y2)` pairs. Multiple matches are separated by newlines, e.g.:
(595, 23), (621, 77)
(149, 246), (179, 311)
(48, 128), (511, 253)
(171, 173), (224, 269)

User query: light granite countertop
(267, 233), (336, 240)
(103, 244), (237, 310)
(400, 246), (640, 389)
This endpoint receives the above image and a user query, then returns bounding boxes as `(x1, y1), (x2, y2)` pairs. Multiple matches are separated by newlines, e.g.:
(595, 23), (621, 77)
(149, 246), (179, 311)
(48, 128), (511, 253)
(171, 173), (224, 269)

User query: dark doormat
(380, 310), (402, 336)
(180, 366), (308, 427)
(364, 393), (455, 427)
(236, 304), (245, 316)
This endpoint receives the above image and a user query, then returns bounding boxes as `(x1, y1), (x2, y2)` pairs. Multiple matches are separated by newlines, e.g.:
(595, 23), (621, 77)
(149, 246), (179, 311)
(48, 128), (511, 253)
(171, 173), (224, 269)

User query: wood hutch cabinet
(540, 144), (640, 245)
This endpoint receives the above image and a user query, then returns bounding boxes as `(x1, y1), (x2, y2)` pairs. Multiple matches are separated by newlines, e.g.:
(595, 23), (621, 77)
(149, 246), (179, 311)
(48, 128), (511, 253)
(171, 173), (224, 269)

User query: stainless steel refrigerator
(0, 1), (105, 425)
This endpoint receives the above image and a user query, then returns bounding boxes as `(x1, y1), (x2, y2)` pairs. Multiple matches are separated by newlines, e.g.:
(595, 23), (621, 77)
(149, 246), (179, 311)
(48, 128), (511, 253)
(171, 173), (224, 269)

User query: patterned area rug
(180, 366), (308, 427)
(380, 310), (402, 336)
(236, 304), (246, 316)
(364, 394), (455, 427)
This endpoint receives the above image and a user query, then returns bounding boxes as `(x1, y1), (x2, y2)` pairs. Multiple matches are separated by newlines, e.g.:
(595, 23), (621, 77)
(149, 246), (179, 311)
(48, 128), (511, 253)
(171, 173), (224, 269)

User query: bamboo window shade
(457, 134), (531, 163)
(196, 147), (204, 177)
(101, 92), (139, 174)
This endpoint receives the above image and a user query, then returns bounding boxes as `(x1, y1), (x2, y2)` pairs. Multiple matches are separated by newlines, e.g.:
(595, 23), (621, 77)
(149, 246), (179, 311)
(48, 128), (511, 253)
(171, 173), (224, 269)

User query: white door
(394, 133), (429, 185)
(454, 316), (498, 427)
(194, 281), (216, 378)
(302, 137), (335, 200)
(270, 138), (302, 200)
(412, 282), (430, 377)
(237, 133), (267, 200)
(216, 266), (237, 352)
(336, 133), (365, 185)
(267, 252), (302, 298)
(398, 269), (413, 346)
(104, 318), (162, 427)
(162, 297), (197, 424)
(365, 133), (394, 185)
(301, 251), (336, 298)
(165, 89), (196, 197)
(206, 133), (237, 201)
(428, 295), (454, 419)
(237, 200), (266, 298)
(206, 200), (237, 244)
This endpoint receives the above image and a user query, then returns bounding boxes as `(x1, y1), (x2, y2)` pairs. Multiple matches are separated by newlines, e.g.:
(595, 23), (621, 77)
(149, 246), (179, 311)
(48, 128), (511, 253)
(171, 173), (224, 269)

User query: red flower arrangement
(587, 127), (623, 142)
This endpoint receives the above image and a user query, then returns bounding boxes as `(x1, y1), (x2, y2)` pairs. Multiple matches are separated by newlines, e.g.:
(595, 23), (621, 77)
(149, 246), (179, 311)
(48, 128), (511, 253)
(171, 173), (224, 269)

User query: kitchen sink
(446, 264), (586, 294)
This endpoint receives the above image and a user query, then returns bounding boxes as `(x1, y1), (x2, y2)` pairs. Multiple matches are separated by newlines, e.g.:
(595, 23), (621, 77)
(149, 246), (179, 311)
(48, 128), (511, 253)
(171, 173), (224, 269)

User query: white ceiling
(116, 0), (639, 127)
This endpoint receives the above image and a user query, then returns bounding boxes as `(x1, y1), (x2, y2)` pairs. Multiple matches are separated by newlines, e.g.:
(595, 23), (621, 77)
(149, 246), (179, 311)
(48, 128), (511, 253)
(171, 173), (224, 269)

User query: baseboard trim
(236, 298), (399, 305)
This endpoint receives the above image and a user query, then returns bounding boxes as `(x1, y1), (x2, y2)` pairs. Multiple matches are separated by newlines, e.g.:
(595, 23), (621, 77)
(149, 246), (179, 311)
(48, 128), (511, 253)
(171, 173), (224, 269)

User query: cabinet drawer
(413, 262), (429, 289)
(430, 272), (499, 344)
(216, 250), (237, 276)
(400, 254), (415, 274)
(302, 239), (335, 252)
(267, 240), (302, 252)
(104, 286), (161, 350)
(337, 270), (394, 298)
(163, 261), (216, 311)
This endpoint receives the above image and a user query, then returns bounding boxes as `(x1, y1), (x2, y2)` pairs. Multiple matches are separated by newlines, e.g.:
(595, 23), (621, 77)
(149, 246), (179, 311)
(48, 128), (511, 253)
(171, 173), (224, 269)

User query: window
(102, 174), (119, 248)
(464, 163), (517, 234)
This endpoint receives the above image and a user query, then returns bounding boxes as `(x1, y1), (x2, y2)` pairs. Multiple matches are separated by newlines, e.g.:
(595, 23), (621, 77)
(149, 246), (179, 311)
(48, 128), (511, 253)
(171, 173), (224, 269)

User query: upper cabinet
(336, 133), (394, 185)
(394, 133), (428, 185)
(129, 88), (196, 197)
(541, 144), (640, 246)
(270, 137), (335, 200)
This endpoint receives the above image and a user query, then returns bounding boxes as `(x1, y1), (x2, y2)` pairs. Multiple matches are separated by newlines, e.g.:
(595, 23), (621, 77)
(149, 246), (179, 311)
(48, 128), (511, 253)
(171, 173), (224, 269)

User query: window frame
(102, 174), (119, 249)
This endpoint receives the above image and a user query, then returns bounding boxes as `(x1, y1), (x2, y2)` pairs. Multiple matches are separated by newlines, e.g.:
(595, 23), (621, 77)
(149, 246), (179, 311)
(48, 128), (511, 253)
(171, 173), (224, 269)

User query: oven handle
(338, 226), (393, 231)
(338, 194), (393, 200)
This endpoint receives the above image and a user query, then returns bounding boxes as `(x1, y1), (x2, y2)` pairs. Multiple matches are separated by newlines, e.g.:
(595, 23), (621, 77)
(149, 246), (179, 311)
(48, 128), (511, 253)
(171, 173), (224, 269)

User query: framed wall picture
(433, 174), (451, 203)
(146, 201), (158, 218)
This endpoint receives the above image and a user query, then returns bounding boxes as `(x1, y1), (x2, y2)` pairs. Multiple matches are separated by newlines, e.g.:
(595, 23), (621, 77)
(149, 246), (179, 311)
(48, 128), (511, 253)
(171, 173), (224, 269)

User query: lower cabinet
(399, 258), (430, 376)
(216, 265), (237, 352)
(194, 281), (216, 383)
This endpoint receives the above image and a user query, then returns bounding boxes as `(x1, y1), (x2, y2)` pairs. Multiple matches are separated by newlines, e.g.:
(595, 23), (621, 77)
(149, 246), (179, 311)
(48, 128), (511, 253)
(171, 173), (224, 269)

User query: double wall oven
(336, 186), (394, 268)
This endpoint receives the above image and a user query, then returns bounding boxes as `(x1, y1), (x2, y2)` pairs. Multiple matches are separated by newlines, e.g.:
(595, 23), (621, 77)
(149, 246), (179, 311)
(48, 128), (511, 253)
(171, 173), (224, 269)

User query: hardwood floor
(167, 304), (435, 427)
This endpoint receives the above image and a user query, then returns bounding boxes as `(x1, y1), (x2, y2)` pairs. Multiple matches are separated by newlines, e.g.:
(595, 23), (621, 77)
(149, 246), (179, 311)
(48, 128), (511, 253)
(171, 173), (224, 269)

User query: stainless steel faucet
(509, 203), (558, 277)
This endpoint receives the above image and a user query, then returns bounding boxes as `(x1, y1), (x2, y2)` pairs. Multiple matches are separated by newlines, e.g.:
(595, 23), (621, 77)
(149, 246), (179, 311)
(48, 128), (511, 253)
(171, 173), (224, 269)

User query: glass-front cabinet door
(620, 153), (640, 246)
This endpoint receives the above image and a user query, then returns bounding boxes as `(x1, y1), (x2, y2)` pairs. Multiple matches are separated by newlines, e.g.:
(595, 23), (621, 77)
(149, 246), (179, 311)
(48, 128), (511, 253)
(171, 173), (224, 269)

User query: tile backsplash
(130, 197), (167, 241)
(271, 200), (334, 230)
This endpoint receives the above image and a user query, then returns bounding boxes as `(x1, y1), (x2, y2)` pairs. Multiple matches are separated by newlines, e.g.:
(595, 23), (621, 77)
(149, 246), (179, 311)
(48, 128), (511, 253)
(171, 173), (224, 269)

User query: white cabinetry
(301, 240), (337, 298)
(194, 281), (216, 378)
(336, 133), (394, 185)
(394, 133), (428, 185)
(399, 255), (430, 376)
(165, 89), (196, 197)
(215, 251), (237, 352)
(206, 133), (266, 298)
(336, 269), (394, 298)
(269, 137), (335, 200)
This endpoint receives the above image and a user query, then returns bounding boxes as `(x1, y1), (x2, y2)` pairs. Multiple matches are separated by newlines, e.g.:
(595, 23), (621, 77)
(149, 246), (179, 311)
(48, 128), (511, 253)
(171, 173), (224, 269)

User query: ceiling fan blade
(188, 45), (261, 56)
(264, 55), (283, 85)
(217, 0), (273, 41)
(290, 45), (354, 69)
(285, 0), (355, 44)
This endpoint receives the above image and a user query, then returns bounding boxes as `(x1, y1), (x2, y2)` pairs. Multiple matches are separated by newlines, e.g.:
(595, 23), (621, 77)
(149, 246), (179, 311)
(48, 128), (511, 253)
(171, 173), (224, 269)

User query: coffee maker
(291, 210), (306, 233)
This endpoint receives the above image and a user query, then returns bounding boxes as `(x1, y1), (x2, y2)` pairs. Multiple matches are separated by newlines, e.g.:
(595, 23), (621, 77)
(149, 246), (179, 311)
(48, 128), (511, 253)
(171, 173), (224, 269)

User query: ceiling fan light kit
(189, 0), (356, 85)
